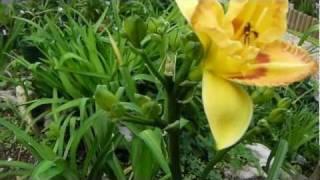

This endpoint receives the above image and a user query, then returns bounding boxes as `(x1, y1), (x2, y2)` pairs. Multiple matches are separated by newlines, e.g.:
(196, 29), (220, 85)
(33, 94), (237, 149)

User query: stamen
(243, 23), (258, 45)
(234, 1), (257, 38)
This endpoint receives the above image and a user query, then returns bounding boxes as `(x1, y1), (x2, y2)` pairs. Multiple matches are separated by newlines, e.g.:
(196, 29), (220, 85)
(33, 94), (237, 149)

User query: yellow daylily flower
(176, 0), (317, 150)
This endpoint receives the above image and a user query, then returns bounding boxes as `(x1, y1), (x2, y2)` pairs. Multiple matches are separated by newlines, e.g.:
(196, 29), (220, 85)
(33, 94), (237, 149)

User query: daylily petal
(175, 0), (198, 23)
(190, 0), (225, 31)
(228, 0), (288, 44)
(228, 41), (318, 86)
(202, 71), (253, 150)
(225, 0), (248, 23)
(176, 0), (234, 50)
(176, 0), (225, 28)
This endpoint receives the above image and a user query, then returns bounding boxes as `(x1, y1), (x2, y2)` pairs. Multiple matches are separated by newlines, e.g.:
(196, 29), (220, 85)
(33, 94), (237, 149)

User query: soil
(0, 141), (35, 163)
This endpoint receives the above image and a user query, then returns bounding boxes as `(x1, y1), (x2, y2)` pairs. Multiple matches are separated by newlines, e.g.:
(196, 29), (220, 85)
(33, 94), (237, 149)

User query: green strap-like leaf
(131, 137), (159, 180)
(31, 160), (63, 180)
(0, 160), (33, 170)
(267, 139), (288, 180)
(138, 129), (171, 176)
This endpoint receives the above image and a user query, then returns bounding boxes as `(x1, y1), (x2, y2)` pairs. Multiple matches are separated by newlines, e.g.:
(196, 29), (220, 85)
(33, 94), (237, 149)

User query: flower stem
(200, 149), (229, 179)
(165, 78), (181, 180)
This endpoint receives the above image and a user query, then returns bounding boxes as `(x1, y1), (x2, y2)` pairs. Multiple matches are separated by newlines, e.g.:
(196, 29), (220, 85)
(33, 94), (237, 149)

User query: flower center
(243, 23), (259, 45)
(232, 1), (271, 45)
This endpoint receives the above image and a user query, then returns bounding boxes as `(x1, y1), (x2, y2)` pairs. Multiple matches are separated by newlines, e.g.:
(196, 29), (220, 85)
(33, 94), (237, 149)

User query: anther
(242, 23), (259, 45)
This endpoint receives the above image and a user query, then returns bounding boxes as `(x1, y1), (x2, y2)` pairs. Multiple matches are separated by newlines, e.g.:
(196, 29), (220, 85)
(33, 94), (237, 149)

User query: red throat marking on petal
(230, 68), (267, 80)
(256, 53), (270, 63)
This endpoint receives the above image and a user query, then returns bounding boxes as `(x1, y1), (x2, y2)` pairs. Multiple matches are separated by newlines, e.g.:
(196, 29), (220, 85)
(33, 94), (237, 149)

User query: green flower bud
(95, 86), (118, 111)
(168, 29), (181, 51)
(176, 56), (194, 83)
(245, 126), (265, 138)
(157, 25), (167, 35)
(257, 119), (270, 128)
(142, 101), (161, 119)
(188, 66), (203, 81)
(252, 127), (264, 134)
(277, 98), (291, 109)
(251, 89), (261, 103)
(123, 15), (147, 47)
(184, 41), (201, 59)
(110, 103), (126, 118)
(46, 122), (60, 138)
(146, 17), (168, 34)
(134, 94), (151, 107)
(146, 17), (158, 34)
(267, 108), (286, 124)
(252, 87), (274, 104)
(262, 88), (274, 100)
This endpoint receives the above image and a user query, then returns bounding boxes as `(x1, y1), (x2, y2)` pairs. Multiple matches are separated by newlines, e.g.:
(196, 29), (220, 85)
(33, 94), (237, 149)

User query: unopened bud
(168, 29), (181, 51)
(134, 94), (151, 106)
(188, 66), (202, 81)
(123, 15), (147, 47)
(277, 98), (291, 109)
(252, 87), (274, 104)
(146, 17), (158, 34)
(110, 103), (126, 118)
(142, 101), (161, 119)
(267, 108), (286, 124)
(95, 86), (118, 111)
(257, 119), (270, 128)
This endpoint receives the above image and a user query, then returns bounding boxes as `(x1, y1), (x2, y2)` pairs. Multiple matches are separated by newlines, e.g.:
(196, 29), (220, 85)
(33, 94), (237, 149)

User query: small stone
(118, 126), (132, 141)
(295, 154), (308, 166)
(246, 143), (271, 167)
(237, 165), (260, 179)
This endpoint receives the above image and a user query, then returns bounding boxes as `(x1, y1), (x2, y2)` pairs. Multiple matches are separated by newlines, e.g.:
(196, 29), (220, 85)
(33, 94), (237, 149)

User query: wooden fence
(287, 6), (319, 39)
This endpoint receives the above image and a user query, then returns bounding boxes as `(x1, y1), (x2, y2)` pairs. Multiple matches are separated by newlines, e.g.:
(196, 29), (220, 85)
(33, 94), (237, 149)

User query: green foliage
(267, 139), (289, 180)
(131, 137), (158, 180)
(295, 24), (320, 58)
(0, 3), (24, 71)
(0, 106), (126, 179)
(95, 85), (119, 111)
(291, 0), (318, 17)
(284, 108), (318, 155)
(248, 79), (319, 177)
(123, 15), (147, 47)
(298, 24), (319, 46)
(0, 0), (318, 179)
(14, 15), (118, 98)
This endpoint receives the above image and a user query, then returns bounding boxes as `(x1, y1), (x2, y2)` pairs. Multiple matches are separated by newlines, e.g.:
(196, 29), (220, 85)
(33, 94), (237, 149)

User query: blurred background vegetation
(289, 0), (318, 17)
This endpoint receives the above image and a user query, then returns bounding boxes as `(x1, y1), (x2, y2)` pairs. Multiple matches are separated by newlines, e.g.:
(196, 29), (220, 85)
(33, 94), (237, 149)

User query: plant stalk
(165, 78), (181, 180)
(200, 149), (229, 179)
